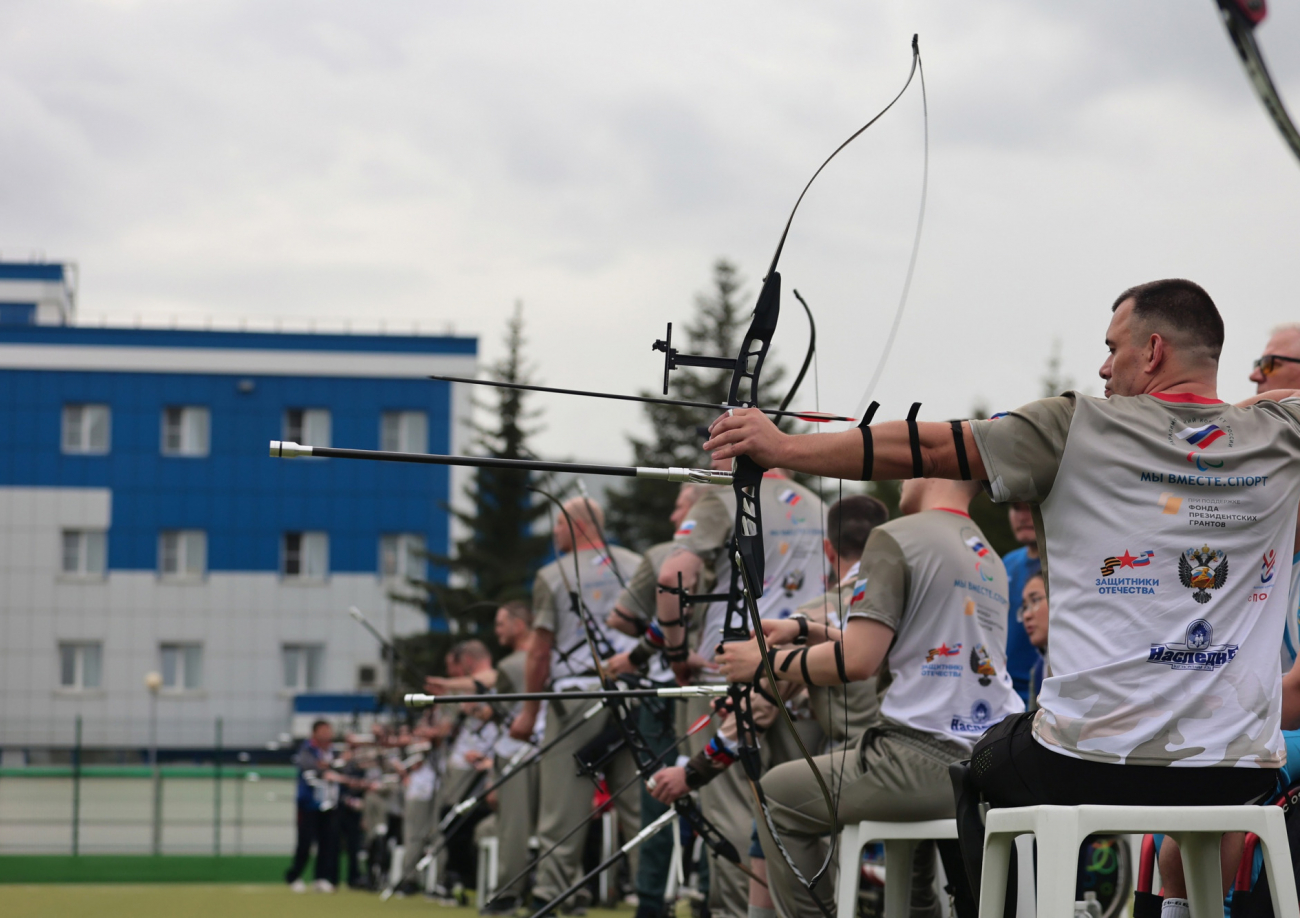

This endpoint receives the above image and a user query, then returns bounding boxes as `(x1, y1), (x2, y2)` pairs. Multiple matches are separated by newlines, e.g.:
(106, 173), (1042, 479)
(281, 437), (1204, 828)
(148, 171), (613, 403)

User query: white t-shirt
(675, 477), (828, 664)
(533, 546), (643, 690)
(847, 509), (1024, 750)
(971, 391), (1300, 767)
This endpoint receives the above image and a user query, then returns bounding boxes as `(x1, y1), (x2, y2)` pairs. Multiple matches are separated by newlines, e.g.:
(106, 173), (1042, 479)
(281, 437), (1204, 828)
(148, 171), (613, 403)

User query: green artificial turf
(2, 883), (634, 918)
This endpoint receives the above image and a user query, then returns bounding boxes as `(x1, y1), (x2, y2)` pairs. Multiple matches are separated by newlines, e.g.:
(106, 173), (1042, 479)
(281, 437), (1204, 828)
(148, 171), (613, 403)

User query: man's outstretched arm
(704, 408), (987, 482)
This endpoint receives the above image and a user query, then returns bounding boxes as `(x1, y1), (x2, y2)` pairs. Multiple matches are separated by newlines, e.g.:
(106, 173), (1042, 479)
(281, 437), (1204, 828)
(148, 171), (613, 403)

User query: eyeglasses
(1253, 354), (1300, 376)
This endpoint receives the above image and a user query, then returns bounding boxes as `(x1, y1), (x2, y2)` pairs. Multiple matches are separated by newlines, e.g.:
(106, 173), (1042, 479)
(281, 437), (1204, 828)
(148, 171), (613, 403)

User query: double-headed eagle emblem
(1178, 545), (1229, 604)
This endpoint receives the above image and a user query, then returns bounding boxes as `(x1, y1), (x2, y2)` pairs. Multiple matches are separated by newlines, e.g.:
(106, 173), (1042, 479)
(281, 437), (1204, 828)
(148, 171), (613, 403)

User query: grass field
(4, 884), (635, 918)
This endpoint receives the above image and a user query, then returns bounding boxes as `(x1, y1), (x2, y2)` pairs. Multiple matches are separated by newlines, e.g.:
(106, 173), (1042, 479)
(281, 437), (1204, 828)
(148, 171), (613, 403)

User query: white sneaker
(314, 879), (336, 893)
(290, 879), (307, 893)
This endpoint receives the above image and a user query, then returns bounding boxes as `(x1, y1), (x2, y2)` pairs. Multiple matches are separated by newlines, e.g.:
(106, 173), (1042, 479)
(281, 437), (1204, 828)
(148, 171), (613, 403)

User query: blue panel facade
(0, 352), (468, 576)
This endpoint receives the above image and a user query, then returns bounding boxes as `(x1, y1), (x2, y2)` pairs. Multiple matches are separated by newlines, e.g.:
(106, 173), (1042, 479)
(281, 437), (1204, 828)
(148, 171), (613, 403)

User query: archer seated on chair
(702, 279), (1300, 908)
(709, 477), (1022, 918)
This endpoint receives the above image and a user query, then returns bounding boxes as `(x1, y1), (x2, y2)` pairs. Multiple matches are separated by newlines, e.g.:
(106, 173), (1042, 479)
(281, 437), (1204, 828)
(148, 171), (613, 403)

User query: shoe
(480, 895), (518, 915)
(290, 879), (307, 893)
(314, 879), (336, 893)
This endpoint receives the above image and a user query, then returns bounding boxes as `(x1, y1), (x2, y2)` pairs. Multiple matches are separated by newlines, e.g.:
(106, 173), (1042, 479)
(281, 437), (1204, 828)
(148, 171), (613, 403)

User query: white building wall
(0, 487), (427, 751)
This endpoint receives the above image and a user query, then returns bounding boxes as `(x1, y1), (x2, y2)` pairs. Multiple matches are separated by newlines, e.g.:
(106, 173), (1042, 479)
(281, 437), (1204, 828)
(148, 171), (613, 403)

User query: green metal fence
(0, 717), (298, 856)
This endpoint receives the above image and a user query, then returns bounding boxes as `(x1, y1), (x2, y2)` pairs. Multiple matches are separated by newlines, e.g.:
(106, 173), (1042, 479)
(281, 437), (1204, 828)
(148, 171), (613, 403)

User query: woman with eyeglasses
(1019, 573), (1048, 710)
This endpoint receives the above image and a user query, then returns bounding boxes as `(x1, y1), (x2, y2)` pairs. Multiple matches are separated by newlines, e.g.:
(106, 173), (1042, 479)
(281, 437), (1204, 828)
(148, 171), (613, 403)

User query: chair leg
(1013, 836), (1035, 918)
(1032, 810), (1081, 918)
(977, 833), (1014, 918)
(883, 839), (919, 918)
(1256, 829), (1300, 918)
(1169, 832), (1222, 918)
(835, 824), (862, 918)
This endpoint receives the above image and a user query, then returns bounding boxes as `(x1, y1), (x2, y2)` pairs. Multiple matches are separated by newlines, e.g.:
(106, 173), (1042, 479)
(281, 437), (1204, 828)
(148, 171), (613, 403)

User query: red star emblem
(1117, 550), (1137, 568)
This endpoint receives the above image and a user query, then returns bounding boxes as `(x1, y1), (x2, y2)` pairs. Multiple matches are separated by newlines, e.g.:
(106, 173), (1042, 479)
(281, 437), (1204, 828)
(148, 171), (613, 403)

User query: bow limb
(778, 289), (818, 416)
(1215, 0), (1300, 165)
(853, 37), (928, 420)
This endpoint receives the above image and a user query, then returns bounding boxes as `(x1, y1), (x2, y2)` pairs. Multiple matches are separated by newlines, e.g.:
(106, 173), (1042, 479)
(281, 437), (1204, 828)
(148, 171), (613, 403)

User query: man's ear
(1145, 333), (1166, 375)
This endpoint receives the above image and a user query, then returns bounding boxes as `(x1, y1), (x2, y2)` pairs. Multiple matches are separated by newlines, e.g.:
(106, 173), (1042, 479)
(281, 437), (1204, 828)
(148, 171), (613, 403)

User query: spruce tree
(607, 260), (787, 550)
(392, 302), (551, 681)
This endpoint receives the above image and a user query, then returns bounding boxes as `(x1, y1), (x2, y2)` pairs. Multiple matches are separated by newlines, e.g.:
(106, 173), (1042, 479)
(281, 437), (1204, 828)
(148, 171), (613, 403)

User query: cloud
(1, 0), (1298, 462)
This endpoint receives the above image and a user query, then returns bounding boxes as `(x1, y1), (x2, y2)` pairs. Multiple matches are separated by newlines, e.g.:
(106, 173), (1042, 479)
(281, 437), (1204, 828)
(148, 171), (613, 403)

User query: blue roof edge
(0, 325), (477, 355)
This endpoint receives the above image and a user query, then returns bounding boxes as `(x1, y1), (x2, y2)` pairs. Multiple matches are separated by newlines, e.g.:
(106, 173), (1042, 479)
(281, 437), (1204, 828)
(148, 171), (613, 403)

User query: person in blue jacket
(285, 719), (344, 893)
(1001, 501), (1041, 704)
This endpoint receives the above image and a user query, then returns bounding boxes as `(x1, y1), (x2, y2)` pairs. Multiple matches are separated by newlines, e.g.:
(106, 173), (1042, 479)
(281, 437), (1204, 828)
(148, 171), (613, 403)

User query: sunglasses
(1253, 354), (1300, 376)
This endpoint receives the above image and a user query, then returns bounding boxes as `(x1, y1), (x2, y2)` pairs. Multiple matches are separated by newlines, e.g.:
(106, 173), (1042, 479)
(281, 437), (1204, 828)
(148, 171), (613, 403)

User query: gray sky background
(3, 1), (1299, 463)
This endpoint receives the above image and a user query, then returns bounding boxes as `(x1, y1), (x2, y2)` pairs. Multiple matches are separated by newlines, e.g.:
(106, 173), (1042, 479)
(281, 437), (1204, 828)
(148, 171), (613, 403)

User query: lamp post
(145, 671), (163, 855)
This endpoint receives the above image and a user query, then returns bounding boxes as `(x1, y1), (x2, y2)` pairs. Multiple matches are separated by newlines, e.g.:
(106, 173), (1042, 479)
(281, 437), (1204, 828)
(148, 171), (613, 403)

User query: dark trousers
(286, 805), (340, 884)
(635, 695), (677, 918)
(339, 805), (363, 885)
(955, 712), (1277, 907)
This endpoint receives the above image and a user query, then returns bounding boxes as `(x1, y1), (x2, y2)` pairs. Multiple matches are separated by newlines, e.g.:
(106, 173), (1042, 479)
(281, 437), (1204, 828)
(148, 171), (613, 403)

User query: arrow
(429, 374), (854, 423)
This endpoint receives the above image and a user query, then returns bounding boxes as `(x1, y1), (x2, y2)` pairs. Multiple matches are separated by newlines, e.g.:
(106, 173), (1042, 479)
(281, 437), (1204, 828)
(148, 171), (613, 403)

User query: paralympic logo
(1174, 423), (1227, 471)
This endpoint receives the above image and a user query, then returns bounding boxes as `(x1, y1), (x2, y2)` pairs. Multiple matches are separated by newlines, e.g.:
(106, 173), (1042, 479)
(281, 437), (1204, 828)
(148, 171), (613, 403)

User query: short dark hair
(311, 719), (330, 734)
(1112, 279), (1224, 363)
(500, 600), (533, 627)
(826, 495), (889, 559)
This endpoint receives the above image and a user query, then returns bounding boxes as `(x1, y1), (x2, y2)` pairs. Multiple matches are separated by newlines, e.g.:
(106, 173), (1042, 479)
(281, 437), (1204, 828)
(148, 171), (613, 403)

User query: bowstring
(852, 41), (929, 422)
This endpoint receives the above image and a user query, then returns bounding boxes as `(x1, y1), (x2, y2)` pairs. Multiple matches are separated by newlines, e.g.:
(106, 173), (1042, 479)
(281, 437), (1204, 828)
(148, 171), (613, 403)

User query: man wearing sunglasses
(1249, 324), (1300, 394)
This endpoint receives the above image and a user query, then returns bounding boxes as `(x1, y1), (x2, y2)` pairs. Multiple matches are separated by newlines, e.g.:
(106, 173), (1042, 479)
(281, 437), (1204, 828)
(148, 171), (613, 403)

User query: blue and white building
(0, 261), (476, 753)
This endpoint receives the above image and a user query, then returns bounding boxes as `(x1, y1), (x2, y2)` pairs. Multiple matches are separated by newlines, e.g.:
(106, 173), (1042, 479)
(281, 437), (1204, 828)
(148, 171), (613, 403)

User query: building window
(380, 533), (426, 580)
(283, 408), (331, 447)
(160, 643), (202, 691)
(159, 530), (207, 578)
(282, 645), (323, 692)
(282, 531), (328, 579)
(161, 406), (210, 457)
(59, 642), (102, 690)
(380, 410), (427, 453)
(61, 529), (107, 577)
(62, 404), (110, 454)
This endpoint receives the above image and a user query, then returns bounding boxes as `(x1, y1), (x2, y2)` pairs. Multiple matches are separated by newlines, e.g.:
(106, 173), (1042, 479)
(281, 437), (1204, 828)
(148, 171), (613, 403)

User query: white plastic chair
(476, 835), (499, 907)
(978, 805), (1299, 918)
(836, 819), (959, 918)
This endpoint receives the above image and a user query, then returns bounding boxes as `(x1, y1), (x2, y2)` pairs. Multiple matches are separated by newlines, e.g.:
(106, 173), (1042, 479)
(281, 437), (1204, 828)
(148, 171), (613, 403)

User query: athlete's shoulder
(611, 544), (643, 566)
(644, 541), (677, 566)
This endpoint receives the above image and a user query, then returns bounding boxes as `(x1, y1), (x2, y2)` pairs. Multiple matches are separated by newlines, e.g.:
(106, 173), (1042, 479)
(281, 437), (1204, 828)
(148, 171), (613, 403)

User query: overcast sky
(4, 1), (1299, 463)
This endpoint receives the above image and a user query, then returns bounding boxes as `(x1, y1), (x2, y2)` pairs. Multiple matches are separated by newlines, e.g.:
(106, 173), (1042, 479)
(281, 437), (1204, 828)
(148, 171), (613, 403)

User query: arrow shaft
(269, 441), (732, 485)
(430, 374), (853, 423)
(403, 685), (728, 706)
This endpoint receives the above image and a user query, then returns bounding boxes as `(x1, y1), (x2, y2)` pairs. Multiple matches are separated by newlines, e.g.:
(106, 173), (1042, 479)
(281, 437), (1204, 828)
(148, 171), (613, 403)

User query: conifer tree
(392, 302), (550, 680)
(607, 260), (787, 549)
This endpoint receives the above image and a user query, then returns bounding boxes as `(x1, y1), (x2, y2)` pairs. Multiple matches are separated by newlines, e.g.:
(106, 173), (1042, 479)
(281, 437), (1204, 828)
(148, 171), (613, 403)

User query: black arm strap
(798, 647), (813, 687)
(906, 402), (923, 479)
(951, 420), (971, 481)
(833, 641), (849, 685)
(857, 401), (880, 481)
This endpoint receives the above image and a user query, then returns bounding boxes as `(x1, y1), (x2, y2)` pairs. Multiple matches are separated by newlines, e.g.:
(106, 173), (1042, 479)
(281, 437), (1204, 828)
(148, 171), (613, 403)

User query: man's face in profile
(1249, 328), (1300, 394)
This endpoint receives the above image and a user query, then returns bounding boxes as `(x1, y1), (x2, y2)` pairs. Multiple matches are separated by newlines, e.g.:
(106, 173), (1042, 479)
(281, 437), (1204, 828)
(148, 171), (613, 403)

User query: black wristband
(778, 648), (798, 673)
(951, 420), (971, 481)
(628, 642), (652, 668)
(663, 643), (689, 663)
(793, 614), (810, 646)
(857, 401), (879, 481)
(798, 647), (813, 687)
(833, 640), (849, 685)
(906, 402), (923, 479)
(683, 761), (710, 790)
